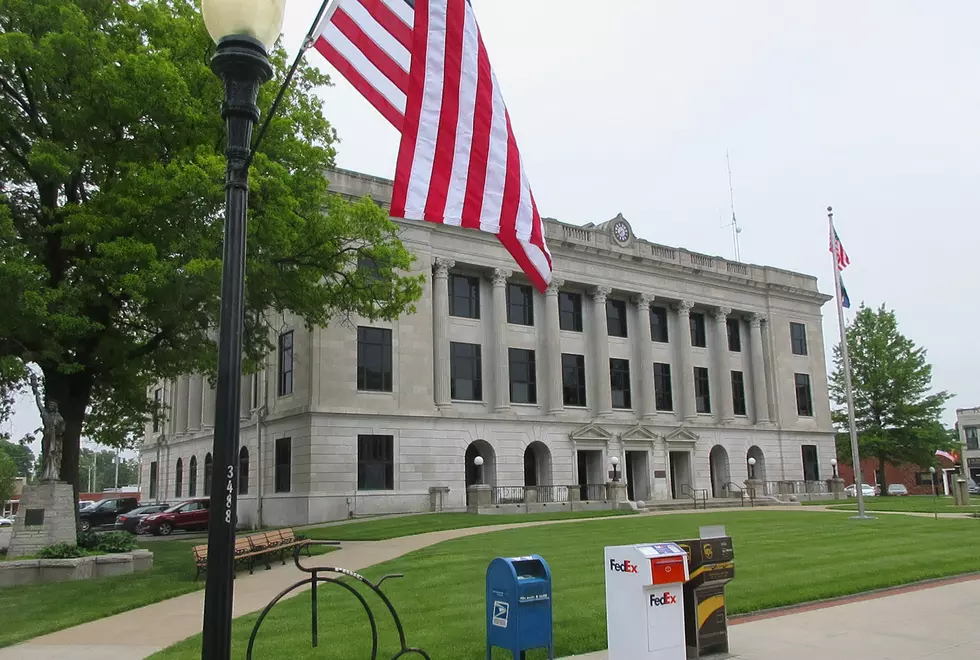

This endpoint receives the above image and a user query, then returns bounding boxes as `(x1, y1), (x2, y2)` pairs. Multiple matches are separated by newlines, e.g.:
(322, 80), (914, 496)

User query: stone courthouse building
(140, 169), (836, 526)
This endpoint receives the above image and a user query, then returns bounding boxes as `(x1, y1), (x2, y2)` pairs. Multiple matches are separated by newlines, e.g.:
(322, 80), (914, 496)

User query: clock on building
(613, 220), (630, 244)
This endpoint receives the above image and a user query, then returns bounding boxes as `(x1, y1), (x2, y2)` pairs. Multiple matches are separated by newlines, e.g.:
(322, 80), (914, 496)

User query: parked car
(114, 503), (170, 534)
(0, 516), (13, 527)
(886, 484), (909, 496)
(968, 478), (980, 496)
(844, 483), (876, 498)
(137, 498), (210, 536)
(79, 497), (141, 532)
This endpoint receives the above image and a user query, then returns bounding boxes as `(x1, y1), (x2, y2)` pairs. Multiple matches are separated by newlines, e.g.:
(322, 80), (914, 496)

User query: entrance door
(669, 451), (692, 499)
(802, 445), (820, 482)
(625, 452), (636, 500)
(625, 451), (650, 501)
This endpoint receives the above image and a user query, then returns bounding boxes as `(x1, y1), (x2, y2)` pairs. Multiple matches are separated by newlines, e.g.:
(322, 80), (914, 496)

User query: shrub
(96, 531), (138, 553)
(38, 543), (85, 559)
(77, 530), (100, 550)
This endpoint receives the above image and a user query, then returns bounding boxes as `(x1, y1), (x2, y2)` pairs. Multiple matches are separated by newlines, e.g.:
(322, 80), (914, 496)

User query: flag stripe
(442, 5), (480, 225)
(314, 36), (405, 129)
(331, 8), (410, 93)
(390, 0), (429, 217)
(479, 66), (509, 232)
(460, 26), (494, 230)
(422, 0), (465, 221)
(362, 0), (415, 47)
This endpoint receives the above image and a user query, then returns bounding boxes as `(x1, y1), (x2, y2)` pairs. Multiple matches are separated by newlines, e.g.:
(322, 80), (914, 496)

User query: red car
(137, 498), (210, 536)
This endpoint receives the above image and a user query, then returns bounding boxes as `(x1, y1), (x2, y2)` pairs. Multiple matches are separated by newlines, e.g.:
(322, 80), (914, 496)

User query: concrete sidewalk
(562, 576), (980, 660)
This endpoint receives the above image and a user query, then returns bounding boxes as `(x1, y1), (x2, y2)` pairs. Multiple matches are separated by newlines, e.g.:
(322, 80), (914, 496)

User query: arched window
(239, 447), (250, 495)
(204, 453), (213, 496)
(188, 456), (198, 496)
(175, 458), (183, 498)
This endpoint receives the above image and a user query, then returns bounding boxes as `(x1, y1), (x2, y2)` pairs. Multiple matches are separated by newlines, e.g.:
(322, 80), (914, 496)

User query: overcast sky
(5, 0), (977, 452)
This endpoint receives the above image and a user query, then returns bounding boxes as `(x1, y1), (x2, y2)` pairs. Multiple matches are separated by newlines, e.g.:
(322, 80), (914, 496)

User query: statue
(30, 373), (65, 482)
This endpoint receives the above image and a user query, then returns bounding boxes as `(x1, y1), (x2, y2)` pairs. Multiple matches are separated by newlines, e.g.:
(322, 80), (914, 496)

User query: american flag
(829, 225), (850, 271)
(314, 0), (553, 291)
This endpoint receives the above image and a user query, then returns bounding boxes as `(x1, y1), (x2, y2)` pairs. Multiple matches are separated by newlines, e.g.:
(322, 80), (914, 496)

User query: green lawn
(303, 509), (633, 541)
(151, 510), (980, 660)
(0, 536), (336, 648)
(807, 495), (980, 514)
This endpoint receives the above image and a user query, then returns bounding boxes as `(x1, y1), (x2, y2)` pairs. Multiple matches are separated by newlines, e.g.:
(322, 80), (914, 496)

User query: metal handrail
(679, 484), (708, 509)
(722, 482), (745, 507)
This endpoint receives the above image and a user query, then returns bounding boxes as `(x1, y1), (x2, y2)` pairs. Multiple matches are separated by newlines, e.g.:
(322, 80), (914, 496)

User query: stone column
(544, 278), (565, 414)
(634, 293), (656, 419)
(591, 286), (613, 417)
(675, 301), (697, 421)
(188, 375), (203, 431)
(713, 307), (734, 423)
(749, 313), (771, 424)
(432, 257), (455, 409)
(202, 379), (216, 428)
(174, 375), (189, 434)
(492, 268), (512, 411)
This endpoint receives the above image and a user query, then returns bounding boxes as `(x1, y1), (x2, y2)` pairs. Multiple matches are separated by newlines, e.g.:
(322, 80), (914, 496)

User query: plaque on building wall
(24, 508), (45, 527)
(654, 470), (667, 479)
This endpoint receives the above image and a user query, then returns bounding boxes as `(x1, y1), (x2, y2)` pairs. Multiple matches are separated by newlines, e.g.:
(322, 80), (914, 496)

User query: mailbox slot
(651, 556), (686, 585)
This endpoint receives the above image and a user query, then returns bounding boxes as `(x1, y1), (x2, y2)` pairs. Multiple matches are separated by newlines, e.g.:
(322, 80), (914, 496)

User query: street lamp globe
(747, 457), (756, 467)
(202, 0), (286, 49)
(830, 458), (838, 468)
(474, 456), (484, 467)
(929, 466), (936, 474)
(610, 456), (620, 466)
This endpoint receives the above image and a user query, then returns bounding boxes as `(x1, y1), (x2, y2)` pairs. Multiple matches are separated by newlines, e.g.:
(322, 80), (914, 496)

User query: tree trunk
(878, 456), (888, 496)
(40, 366), (94, 535)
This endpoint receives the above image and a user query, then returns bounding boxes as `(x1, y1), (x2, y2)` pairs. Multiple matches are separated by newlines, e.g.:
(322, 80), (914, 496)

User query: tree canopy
(830, 304), (953, 489)
(0, 450), (16, 508)
(79, 448), (140, 492)
(0, 438), (35, 478)
(0, 0), (424, 499)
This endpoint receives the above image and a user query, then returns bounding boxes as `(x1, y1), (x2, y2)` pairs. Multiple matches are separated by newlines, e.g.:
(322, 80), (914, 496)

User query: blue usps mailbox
(486, 555), (554, 659)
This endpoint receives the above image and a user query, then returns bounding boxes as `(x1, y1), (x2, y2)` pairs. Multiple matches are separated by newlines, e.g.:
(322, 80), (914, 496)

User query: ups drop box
(604, 543), (690, 660)
(676, 536), (736, 658)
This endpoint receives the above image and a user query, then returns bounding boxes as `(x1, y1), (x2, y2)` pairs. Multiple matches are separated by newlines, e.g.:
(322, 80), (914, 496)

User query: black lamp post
(474, 455), (484, 485)
(831, 458), (839, 480)
(610, 456), (620, 482)
(200, 2), (284, 659)
(747, 457), (756, 481)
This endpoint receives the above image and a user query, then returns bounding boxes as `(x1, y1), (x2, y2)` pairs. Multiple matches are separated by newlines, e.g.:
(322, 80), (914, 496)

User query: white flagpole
(828, 206), (870, 519)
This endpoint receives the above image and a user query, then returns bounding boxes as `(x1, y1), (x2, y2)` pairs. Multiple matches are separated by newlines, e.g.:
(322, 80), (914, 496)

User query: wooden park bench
(193, 527), (311, 580)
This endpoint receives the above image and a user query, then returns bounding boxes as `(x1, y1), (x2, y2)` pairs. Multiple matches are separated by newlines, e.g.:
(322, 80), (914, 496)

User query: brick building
(838, 455), (957, 495)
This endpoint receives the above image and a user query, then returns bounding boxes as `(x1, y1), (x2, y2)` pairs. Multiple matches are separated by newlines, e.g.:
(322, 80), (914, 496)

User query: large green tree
(0, 0), (423, 505)
(0, 450), (16, 508)
(79, 448), (140, 492)
(830, 304), (953, 492)
(0, 438), (35, 478)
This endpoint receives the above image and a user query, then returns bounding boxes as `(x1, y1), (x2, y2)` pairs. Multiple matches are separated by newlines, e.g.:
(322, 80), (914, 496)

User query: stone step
(642, 496), (788, 511)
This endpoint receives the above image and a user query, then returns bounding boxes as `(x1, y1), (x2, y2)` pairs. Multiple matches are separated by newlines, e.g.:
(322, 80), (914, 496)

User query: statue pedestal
(8, 481), (76, 558)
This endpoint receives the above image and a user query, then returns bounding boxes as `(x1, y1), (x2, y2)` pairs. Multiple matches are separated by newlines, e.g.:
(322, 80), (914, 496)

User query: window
(916, 471), (938, 487)
(149, 462), (158, 499)
(609, 359), (632, 409)
(690, 313), (707, 348)
(508, 348), (537, 404)
(357, 327), (393, 392)
(790, 322), (808, 356)
(152, 388), (162, 432)
(358, 435), (394, 490)
(795, 373), (814, 416)
(275, 437), (291, 493)
(802, 445), (820, 481)
(966, 427), (980, 451)
(250, 373), (260, 410)
(506, 283), (534, 326)
(650, 306), (669, 343)
(357, 255), (382, 282)
(561, 353), (587, 406)
(174, 458), (183, 498)
(450, 342), (482, 401)
(731, 371), (747, 416)
(449, 273), (480, 319)
(727, 318), (742, 352)
(606, 299), (628, 337)
(278, 330), (294, 396)
(559, 292), (583, 332)
(654, 363), (673, 411)
(694, 367), (711, 413)
(188, 456), (198, 497)
(204, 453), (213, 496)
(239, 447), (250, 495)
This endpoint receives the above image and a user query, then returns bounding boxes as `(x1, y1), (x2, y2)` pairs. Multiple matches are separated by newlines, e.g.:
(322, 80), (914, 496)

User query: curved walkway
(3, 504), (972, 660)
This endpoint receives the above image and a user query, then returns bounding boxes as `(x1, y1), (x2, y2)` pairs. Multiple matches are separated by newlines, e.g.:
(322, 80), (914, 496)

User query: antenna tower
(723, 149), (743, 262)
